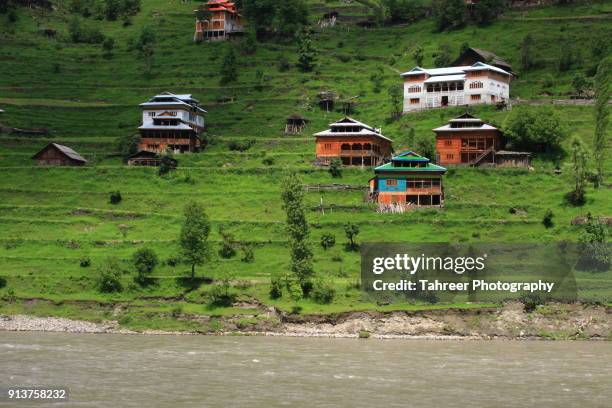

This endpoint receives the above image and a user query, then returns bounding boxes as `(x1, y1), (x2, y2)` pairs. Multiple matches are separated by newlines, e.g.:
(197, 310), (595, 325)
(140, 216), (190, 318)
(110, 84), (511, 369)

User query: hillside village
(0, 0), (609, 331)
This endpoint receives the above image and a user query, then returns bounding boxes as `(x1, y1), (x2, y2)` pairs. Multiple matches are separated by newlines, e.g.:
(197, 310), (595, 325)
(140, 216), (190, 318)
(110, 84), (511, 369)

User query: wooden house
(285, 114), (309, 134)
(314, 117), (393, 166)
(369, 151), (447, 209)
(126, 150), (178, 167)
(400, 62), (512, 112)
(434, 114), (532, 167)
(138, 92), (206, 154)
(451, 47), (514, 75)
(434, 113), (502, 166)
(32, 143), (87, 166)
(194, 0), (244, 42)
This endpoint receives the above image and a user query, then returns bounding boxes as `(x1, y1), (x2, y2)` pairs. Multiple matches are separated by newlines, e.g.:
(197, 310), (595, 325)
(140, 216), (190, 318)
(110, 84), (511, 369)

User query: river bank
(1, 302), (610, 340)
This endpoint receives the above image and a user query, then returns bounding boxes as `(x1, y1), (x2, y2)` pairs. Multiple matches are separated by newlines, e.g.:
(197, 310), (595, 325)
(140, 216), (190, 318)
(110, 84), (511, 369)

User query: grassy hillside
(0, 0), (610, 330)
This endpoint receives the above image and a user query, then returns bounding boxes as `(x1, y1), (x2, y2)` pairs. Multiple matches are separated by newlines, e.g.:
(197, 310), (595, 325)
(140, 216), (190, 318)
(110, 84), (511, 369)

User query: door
(441, 96), (449, 106)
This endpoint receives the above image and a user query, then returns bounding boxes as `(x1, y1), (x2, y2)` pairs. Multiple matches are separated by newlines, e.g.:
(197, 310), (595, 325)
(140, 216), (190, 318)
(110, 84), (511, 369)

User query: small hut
(317, 91), (337, 112)
(285, 114), (309, 134)
(32, 143), (87, 166)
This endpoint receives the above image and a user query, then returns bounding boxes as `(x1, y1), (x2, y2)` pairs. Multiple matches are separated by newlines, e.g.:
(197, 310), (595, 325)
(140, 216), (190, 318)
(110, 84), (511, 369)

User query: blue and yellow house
(369, 151), (447, 208)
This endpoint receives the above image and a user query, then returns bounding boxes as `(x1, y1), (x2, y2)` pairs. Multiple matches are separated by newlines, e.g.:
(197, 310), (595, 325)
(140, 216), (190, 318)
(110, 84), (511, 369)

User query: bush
(218, 227), (236, 259)
(97, 258), (123, 293)
(320, 233), (336, 250)
(79, 257), (91, 267)
(519, 293), (544, 313)
(240, 244), (254, 263)
(270, 271), (284, 299)
(329, 157), (342, 178)
(0, 276), (6, 289)
(262, 156), (275, 166)
(358, 330), (370, 339)
(69, 17), (105, 44)
(132, 248), (158, 284)
(542, 209), (554, 229)
(502, 107), (568, 152)
(109, 191), (122, 204)
(158, 155), (177, 176)
(228, 140), (255, 152)
(311, 275), (336, 304)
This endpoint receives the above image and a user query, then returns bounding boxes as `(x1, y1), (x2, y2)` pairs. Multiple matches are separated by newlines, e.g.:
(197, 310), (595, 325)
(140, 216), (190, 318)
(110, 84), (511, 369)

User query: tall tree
(296, 27), (316, 72)
(413, 45), (424, 66)
(520, 34), (535, 72)
(281, 173), (313, 294)
(389, 84), (403, 118)
(593, 58), (610, 188)
(567, 136), (589, 206)
(135, 26), (156, 75)
(220, 46), (238, 84)
(434, 44), (452, 68)
(179, 202), (211, 279)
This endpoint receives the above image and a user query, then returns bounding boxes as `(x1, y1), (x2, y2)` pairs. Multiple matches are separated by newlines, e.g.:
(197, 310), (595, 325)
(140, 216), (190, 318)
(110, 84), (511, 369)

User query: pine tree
(281, 173), (313, 294)
(520, 35), (534, 72)
(593, 58), (610, 187)
(567, 136), (589, 206)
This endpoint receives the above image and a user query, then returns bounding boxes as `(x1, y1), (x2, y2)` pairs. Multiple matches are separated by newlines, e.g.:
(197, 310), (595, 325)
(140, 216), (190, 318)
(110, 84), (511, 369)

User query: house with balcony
(434, 113), (531, 167)
(400, 62), (512, 113)
(314, 117), (393, 166)
(194, 0), (244, 42)
(138, 92), (206, 154)
(369, 151), (447, 209)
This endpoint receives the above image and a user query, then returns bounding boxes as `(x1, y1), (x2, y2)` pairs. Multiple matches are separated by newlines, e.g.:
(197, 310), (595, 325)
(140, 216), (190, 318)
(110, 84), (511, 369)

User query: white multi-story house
(138, 92), (206, 153)
(400, 62), (512, 113)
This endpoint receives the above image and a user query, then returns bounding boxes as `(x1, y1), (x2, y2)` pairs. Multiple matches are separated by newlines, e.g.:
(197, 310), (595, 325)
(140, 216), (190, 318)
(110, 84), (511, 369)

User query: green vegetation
(0, 1), (610, 329)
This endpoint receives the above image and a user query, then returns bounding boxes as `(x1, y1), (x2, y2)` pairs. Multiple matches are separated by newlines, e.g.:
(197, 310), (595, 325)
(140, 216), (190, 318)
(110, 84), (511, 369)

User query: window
(148, 112), (156, 117)
(324, 143), (332, 150)
(386, 179), (398, 186)
(469, 81), (484, 89)
(446, 154), (454, 159)
(410, 98), (420, 104)
(470, 94), (481, 101)
(444, 140), (452, 146)
(408, 85), (421, 93)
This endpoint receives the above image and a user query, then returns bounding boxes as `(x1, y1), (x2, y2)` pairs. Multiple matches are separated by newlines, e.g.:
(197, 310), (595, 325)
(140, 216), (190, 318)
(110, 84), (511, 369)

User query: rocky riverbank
(1, 302), (610, 340)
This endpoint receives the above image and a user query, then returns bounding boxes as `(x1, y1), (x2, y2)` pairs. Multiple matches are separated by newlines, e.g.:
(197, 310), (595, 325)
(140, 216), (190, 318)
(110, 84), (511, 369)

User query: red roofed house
(194, 0), (244, 42)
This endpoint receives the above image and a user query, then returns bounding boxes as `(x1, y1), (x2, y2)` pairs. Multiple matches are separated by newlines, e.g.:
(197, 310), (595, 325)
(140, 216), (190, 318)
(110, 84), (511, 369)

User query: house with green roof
(369, 151), (447, 209)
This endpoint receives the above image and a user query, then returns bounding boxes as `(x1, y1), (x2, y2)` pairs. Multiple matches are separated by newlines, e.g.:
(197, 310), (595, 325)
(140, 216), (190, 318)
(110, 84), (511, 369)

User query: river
(1, 332), (610, 407)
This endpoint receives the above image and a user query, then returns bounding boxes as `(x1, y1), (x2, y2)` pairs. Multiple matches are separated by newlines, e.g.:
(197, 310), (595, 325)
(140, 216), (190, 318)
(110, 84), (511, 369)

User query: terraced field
(0, 0), (610, 329)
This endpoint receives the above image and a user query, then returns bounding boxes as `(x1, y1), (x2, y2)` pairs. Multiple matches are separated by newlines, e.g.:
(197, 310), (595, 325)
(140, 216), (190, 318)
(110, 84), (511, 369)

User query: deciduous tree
(179, 202), (211, 279)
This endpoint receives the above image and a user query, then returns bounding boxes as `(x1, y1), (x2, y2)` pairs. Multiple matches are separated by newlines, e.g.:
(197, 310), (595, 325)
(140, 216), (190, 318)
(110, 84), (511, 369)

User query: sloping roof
(451, 47), (513, 71)
(287, 114), (309, 121)
(314, 117), (393, 142)
(141, 92), (207, 113)
(375, 151), (446, 173)
(424, 74), (465, 83)
(400, 62), (512, 78)
(33, 143), (87, 163)
(433, 114), (499, 132)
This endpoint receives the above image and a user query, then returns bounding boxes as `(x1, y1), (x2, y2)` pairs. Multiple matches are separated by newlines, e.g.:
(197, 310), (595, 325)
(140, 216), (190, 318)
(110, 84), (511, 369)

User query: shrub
(502, 107), (568, 152)
(269, 270), (284, 299)
(132, 248), (158, 284)
(320, 233), (336, 250)
(311, 275), (336, 304)
(0, 276), (6, 289)
(520, 293), (544, 313)
(69, 17), (105, 44)
(358, 330), (370, 339)
(109, 191), (122, 204)
(158, 155), (177, 176)
(97, 258), (123, 293)
(240, 244), (254, 263)
(209, 273), (235, 306)
(166, 256), (180, 267)
(344, 222), (360, 250)
(329, 157), (342, 178)
(228, 140), (255, 152)
(79, 257), (91, 268)
(542, 209), (554, 229)
(262, 156), (275, 166)
(218, 227), (236, 259)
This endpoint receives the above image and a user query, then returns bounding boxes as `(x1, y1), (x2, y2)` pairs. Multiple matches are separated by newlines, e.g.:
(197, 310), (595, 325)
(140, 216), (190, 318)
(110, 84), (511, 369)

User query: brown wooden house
(314, 117), (393, 166)
(451, 47), (514, 75)
(32, 143), (87, 166)
(434, 114), (502, 166)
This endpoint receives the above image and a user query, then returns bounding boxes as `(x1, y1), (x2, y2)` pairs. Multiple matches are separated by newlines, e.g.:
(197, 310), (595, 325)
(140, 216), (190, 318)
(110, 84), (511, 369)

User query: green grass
(0, 1), (610, 329)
